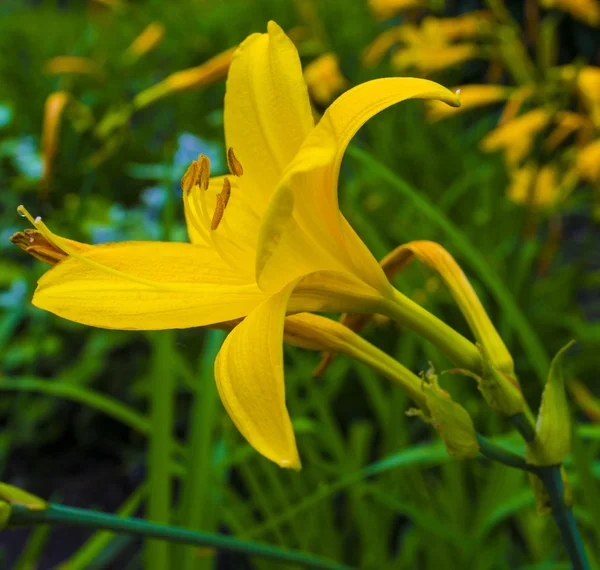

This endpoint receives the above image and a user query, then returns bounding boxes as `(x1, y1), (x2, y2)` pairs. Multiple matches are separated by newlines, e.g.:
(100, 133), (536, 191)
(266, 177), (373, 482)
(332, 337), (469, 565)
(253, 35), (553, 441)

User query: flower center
(181, 148), (243, 235)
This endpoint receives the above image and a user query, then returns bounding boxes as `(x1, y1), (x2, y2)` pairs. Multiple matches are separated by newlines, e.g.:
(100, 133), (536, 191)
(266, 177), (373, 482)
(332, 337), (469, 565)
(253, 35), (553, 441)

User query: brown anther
(197, 154), (211, 190)
(226, 147), (243, 176)
(221, 177), (231, 209)
(181, 154), (211, 193)
(181, 160), (200, 194)
(10, 230), (68, 266)
(211, 193), (225, 230)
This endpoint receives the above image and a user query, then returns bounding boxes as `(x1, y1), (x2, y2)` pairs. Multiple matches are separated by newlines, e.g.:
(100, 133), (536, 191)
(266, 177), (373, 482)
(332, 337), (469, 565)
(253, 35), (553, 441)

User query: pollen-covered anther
(211, 193), (225, 230)
(221, 177), (231, 209)
(181, 154), (211, 194)
(226, 147), (243, 176)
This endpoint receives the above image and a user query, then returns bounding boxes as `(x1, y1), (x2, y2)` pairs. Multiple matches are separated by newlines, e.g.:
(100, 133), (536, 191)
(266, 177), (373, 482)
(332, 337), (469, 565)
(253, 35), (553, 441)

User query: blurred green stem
(147, 331), (176, 569)
(178, 330), (226, 570)
(8, 504), (354, 570)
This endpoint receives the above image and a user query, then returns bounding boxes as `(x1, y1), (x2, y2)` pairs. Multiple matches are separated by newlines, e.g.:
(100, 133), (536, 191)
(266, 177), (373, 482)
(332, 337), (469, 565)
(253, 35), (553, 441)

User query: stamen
(15, 205), (210, 293)
(226, 147), (243, 176)
(221, 177), (231, 209)
(197, 154), (210, 190)
(181, 161), (200, 194)
(181, 154), (211, 193)
(211, 193), (225, 230)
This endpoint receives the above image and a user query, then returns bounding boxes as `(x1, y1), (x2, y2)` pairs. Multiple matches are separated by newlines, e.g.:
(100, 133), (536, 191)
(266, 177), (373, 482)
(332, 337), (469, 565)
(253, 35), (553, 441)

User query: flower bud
(526, 341), (574, 466)
(408, 367), (479, 459)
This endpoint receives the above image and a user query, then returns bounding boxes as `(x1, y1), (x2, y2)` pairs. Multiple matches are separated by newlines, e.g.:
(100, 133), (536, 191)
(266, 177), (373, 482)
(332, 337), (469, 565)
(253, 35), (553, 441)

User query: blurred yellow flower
(481, 108), (551, 166)
(540, 0), (600, 26)
(369, 0), (425, 20)
(133, 47), (236, 109)
(365, 13), (490, 74)
(44, 56), (99, 76)
(303, 53), (349, 105)
(427, 84), (510, 121)
(123, 22), (166, 63)
(41, 92), (71, 194)
(392, 43), (479, 74)
(507, 164), (560, 209)
(16, 22), (474, 469)
(575, 138), (600, 182)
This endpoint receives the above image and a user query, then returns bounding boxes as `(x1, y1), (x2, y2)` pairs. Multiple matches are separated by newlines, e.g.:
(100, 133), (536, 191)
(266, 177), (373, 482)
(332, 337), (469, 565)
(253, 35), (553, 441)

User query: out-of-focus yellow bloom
(507, 163), (560, 209)
(303, 53), (349, 105)
(498, 84), (534, 124)
(575, 138), (600, 182)
(544, 112), (591, 151)
(41, 92), (71, 194)
(365, 13), (489, 73)
(44, 56), (99, 76)
(419, 11), (491, 41)
(362, 27), (410, 67)
(133, 47), (235, 109)
(369, 0), (425, 20)
(15, 23), (475, 469)
(427, 84), (510, 121)
(540, 0), (600, 26)
(123, 22), (166, 63)
(481, 108), (551, 166)
(392, 43), (479, 74)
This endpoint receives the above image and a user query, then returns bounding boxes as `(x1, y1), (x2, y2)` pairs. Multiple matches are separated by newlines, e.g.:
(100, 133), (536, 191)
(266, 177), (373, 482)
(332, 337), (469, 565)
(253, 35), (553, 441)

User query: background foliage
(0, 0), (599, 568)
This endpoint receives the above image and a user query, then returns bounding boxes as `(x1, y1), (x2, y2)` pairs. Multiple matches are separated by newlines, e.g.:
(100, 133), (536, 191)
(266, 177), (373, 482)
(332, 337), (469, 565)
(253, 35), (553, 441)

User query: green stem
(538, 466), (591, 570)
(8, 504), (354, 570)
(377, 291), (483, 374)
(476, 434), (535, 472)
(510, 412), (536, 442)
(147, 331), (176, 569)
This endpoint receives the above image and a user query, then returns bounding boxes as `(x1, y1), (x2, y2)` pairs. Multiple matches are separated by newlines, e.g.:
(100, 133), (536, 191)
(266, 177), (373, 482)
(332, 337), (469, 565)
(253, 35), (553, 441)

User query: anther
(181, 154), (211, 193)
(221, 177), (231, 209)
(197, 154), (210, 190)
(226, 147), (243, 176)
(211, 193), (225, 230)
(181, 160), (200, 194)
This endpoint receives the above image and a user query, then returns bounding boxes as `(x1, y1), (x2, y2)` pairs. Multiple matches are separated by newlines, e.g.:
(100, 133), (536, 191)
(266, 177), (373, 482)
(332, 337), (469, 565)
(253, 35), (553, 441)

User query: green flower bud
(526, 341), (574, 466)
(408, 366), (479, 459)
(0, 482), (47, 511)
(479, 356), (524, 416)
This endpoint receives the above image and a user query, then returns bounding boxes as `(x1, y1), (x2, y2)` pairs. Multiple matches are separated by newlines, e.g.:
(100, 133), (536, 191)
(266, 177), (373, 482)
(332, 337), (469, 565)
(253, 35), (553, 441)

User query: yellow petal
(224, 21), (314, 211)
(540, 0), (600, 26)
(380, 241), (514, 375)
(33, 241), (266, 330)
(183, 175), (260, 280)
(257, 77), (461, 294)
(214, 281), (301, 469)
(284, 312), (428, 410)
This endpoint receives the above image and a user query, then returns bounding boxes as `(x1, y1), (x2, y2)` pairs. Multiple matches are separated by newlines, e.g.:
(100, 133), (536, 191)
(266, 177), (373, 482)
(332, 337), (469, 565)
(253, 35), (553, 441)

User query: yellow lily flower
(369, 0), (425, 20)
(15, 22), (477, 469)
(507, 163), (561, 209)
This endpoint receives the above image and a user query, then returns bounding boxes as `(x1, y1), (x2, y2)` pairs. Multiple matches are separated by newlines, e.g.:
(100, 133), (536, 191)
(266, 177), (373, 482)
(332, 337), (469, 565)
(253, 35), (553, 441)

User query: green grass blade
(146, 330), (177, 570)
(178, 329), (225, 570)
